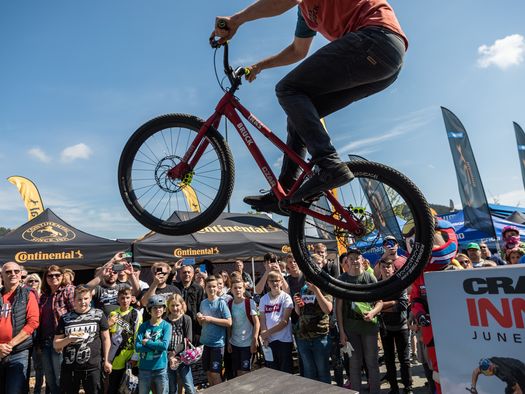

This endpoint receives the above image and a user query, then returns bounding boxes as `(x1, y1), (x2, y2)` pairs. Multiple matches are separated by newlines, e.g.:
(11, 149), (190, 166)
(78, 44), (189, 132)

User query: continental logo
(15, 250), (84, 263)
(22, 222), (76, 243)
(197, 224), (280, 234)
(173, 247), (220, 258)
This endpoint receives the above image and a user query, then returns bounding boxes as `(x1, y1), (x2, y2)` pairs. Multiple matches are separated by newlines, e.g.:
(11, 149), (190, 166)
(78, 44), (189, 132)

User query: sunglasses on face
(5, 270), (21, 275)
(47, 273), (62, 279)
(27, 280), (39, 284)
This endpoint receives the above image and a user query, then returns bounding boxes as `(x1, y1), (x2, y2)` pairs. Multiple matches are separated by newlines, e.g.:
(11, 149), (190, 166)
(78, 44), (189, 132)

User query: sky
(1, 1), (525, 239)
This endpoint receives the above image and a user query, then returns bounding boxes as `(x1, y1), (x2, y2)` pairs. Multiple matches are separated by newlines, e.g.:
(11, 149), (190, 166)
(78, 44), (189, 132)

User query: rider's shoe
(243, 191), (289, 216)
(289, 162), (354, 204)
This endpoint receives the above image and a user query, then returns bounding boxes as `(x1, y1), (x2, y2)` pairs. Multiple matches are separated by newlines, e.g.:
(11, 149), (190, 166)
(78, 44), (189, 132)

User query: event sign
(425, 266), (525, 394)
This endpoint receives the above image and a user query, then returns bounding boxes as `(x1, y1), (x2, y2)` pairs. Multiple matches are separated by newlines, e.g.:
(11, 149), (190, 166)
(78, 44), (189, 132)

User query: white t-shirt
(230, 299), (258, 347)
(259, 291), (293, 343)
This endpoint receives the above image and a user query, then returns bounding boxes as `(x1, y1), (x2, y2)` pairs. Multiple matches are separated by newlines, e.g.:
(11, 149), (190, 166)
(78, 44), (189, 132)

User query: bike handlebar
(210, 19), (250, 89)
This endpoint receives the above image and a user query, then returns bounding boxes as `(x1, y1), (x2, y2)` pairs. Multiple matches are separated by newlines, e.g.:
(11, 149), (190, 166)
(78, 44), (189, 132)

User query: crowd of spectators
(0, 229), (522, 394)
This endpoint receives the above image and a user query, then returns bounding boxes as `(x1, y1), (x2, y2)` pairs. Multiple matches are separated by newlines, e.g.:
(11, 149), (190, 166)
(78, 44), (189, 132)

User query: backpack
(227, 298), (254, 326)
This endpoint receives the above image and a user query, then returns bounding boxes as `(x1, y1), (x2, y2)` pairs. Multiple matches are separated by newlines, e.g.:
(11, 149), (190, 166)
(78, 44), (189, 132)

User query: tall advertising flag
(441, 107), (496, 239)
(7, 176), (45, 220)
(513, 122), (525, 191)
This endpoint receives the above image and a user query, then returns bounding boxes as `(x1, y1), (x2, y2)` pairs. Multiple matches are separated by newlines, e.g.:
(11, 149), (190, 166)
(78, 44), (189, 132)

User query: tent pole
(251, 257), (255, 287)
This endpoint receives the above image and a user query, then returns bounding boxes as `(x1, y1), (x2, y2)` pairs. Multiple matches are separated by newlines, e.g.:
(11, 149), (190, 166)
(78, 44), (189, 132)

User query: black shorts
(231, 345), (251, 372)
(202, 346), (224, 373)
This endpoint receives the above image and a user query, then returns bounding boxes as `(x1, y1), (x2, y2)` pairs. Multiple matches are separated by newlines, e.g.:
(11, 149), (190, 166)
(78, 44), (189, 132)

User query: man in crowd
(141, 262), (181, 311)
(374, 235), (407, 279)
(0, 262), (40, 394)
(234, 260), (254, 292)
(378, 259), (413, 394)
(314, 243), (340, 278)
(174, 263), (204, 343)
(479, 242), (505, 266)
(87, 253), (141, 316)
(466, 243), (497, 268)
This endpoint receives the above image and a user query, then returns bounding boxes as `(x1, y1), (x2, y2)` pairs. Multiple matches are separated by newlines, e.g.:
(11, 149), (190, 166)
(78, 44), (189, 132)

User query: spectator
(466, 243), (497, 268)
(456, 253), (473, 269)
(293, 279), (333, 384)
(233, 260), (254, 292)
(362, 258), (375, 276)
(506, 248), (524, 265)
(24, 274), (44, 394)
(136, 295), (172, 394)
(259, 271), (294, 374)
(62, 269), (75, 286)
(284, 253), (305, 297)
(197, 275), (232, 387)
(88, 253), (141, 316)
(107, 287), (142, 394)
(227, 278), (260, 377)
(194, 269), (207, 288)
(37, 266), (75, 394)
(219, 270), (231, 295)
(378, 259), (413, 394)
(255, 253), (289, 295)
(374, 235), (407, 279)
(174, 264), (204, 343)
(337, 249), (383, 394)
(215, 275), (232, 303)
(500, 225), (525, 257)
(131, 262), (150, 291)
(20, 269), (28, 284)
(0, 262), (40, 394)
(479, 243), (505, 266)
(166, 293), (195, 394)
(141, 262), (182, 318)
(53, 285), (112, 394)
(314, 243), (340, 278)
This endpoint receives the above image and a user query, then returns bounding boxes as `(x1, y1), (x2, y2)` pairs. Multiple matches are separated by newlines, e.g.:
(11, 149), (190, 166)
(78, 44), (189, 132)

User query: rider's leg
(276, 27), (405, 202)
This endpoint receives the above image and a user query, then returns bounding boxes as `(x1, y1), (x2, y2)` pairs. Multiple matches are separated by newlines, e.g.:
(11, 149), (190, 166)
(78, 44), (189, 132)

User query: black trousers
(380, 328), (412, 389)
(60, 366), (101, 394)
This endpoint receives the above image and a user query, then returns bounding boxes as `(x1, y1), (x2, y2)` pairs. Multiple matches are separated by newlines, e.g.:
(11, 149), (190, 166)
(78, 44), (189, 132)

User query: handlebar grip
(216, 19), (229, 30)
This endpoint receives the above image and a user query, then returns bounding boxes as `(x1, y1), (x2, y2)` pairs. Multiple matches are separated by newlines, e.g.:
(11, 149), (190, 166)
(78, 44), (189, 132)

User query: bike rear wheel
(288, 160), (434, 301)
(118, 114), (234, 235)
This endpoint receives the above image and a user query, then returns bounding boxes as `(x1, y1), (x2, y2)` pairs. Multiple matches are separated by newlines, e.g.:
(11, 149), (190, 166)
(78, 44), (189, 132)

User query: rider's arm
(470, 367), (481, 390)
(248, 36), (313, 79)
(233, 0), (298, 25)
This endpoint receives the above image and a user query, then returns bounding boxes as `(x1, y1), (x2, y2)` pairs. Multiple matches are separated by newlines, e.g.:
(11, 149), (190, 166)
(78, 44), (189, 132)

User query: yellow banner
(7, 176), (45, 220)
(180, 184), (201, 213)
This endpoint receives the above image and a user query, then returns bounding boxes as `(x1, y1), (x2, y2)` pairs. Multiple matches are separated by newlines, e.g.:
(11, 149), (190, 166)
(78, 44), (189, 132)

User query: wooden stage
(204, 367), (357, 393)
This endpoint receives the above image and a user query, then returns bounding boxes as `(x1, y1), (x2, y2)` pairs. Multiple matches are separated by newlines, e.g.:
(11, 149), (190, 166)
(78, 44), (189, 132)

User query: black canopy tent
(0, 208), (129, 270)
(133, 212), (337, 263)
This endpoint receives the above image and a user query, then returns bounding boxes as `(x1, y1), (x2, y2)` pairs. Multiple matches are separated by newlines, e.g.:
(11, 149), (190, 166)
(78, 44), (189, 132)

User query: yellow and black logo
(173, 247), (220, 258)
(22, 221), (76, 243)
(15, 250), (84, 263)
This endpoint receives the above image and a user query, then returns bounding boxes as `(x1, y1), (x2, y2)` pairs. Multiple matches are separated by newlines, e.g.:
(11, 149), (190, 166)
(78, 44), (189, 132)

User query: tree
(0, 227), (11, 236)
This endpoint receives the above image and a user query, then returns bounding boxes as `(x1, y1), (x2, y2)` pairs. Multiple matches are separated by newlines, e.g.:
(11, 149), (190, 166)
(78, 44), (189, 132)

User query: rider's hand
(465, 387), (477, 394)
(417, 313), (431, 327)
(246, 64), (261, 82)
(210, 15), (240, 45)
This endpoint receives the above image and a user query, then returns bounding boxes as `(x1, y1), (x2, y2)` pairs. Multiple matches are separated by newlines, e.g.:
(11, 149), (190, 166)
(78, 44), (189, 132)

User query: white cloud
(477, 34), (525, 70)
(490, 189), (525, 207)
(60, 143), (93, 162)
(28, 147), (51, 163)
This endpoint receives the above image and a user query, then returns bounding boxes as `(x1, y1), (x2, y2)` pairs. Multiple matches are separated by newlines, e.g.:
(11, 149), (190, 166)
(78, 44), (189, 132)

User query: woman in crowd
(25, 274), (45, 394)
(219, 270), (231, 295)
(506, 248), (524, 264)
(38, 265), (75, 394)
(165, 294), (195, 394)
(455, 253), (472, 269)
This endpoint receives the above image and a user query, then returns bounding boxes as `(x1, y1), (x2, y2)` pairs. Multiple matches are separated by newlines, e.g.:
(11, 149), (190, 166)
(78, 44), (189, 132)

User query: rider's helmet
(479, 358), (494, 375)
(502, 225), (519, 238)
(147, 295), (166, 311)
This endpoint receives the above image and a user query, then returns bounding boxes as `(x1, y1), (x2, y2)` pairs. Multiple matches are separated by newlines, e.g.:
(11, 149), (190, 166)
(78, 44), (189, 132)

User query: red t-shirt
(0, 287), (40, 344)
(299, 0), (408, 48)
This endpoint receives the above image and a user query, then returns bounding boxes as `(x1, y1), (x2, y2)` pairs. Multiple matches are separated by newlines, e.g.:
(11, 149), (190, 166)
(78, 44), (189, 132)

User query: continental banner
(7, 175), (45, 220)
(425, 266), (525, 394)
(513, 122), (525, 191)
(441, 107), (496, 240)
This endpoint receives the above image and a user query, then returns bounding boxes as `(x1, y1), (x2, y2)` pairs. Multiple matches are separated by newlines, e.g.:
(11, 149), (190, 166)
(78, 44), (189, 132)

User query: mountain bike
(118, 38), (435, 301)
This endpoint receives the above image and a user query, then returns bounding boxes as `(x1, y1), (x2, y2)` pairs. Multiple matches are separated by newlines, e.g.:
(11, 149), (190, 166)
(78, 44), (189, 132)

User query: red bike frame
(176, 89), (362, 234)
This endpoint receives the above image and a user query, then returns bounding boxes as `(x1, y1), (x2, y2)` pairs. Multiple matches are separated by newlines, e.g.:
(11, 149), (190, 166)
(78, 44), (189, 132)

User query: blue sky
(1, 1), (525, 239)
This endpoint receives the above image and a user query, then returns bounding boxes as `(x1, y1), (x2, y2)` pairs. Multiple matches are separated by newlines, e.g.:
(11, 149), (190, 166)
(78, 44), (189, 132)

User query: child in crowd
(107, 287), (142, 394)
(259, 271), (294, 373)
(166, 294), (195, 394)
(135, 295), (172, 394)
(197, 275), (232, 386)
(227, 278), (260, 377)
(53, 285), (112, 394)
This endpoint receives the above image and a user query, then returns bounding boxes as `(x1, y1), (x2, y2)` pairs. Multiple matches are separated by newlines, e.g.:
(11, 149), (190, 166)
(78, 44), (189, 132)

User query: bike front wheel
(288, 160), (434, 301)
(118, 114), (234, 235)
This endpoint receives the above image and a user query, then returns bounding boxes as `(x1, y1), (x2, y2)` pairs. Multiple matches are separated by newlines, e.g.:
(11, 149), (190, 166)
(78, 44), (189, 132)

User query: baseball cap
(466, 242), (480, 250)
(383, 235), (398, 244)
(131, 262), (142, 270)
(346, 248), (362, 256)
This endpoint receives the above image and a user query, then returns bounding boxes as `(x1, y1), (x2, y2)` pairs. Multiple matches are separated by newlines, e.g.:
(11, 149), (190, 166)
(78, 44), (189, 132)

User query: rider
(212, 0), (407, 213)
